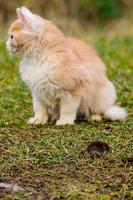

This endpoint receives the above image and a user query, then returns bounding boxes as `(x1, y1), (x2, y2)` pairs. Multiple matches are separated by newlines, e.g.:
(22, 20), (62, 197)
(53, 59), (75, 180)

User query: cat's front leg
(56, 95), (81, 126)
(27, 93), (48, 125)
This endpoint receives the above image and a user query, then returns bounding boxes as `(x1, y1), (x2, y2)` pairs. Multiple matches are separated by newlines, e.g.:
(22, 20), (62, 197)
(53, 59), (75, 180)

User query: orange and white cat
(6, 7), (127, 125)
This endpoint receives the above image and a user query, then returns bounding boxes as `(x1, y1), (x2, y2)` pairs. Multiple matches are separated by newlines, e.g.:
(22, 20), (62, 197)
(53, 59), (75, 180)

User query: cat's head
(6, 7), (45, 56)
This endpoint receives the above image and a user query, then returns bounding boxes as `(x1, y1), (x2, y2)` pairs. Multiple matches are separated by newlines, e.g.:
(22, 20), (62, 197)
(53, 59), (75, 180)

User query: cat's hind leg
(91, 80), (127, 121)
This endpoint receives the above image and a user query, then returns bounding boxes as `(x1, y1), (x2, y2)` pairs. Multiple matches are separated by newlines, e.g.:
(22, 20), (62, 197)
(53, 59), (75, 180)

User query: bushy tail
(104, 105), (127, 121)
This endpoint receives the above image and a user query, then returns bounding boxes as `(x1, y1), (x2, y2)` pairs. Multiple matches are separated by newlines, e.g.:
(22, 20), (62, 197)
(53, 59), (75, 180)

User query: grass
(0, 14), (133, 200)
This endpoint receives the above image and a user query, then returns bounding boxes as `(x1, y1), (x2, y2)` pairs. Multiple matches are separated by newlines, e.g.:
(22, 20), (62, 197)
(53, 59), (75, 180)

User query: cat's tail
(104, 105), (127, 121)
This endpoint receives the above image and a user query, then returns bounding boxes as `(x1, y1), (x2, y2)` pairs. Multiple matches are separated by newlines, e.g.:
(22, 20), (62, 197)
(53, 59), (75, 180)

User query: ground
(0, 13), (133, 200)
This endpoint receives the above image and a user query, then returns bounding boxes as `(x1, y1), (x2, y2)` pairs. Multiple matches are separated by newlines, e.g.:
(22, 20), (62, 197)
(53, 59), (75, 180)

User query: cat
(6, 7), (127, 125)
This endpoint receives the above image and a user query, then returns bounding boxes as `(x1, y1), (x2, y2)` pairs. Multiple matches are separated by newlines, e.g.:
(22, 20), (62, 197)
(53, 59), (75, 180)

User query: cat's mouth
(6, 42), (18, 55)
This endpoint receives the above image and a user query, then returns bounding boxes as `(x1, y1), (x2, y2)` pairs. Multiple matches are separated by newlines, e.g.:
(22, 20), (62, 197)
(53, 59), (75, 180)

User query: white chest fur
(19, 56), (62, 105)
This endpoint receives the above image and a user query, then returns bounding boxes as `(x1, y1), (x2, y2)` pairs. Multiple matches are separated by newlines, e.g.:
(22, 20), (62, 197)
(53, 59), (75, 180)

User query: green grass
(0, 15), (133, 200)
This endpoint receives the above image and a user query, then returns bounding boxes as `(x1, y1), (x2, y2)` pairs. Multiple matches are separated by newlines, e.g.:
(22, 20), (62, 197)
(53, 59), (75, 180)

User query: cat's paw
(27, 116), (48, 125)
(90, 114), (102, 121)
(56, 119), (74, 126)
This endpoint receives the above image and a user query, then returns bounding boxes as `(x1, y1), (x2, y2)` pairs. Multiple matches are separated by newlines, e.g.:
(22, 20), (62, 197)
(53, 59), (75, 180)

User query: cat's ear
(16, 7), (40, 33)
(16, 7), (34, 24)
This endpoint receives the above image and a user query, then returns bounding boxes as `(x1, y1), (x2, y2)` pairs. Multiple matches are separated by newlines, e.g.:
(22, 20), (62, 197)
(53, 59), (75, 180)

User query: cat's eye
(10, 35), (13, 39)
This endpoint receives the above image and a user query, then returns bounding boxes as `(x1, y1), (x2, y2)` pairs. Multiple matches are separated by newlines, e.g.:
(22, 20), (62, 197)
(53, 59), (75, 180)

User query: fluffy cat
(6, 7), (127, 125)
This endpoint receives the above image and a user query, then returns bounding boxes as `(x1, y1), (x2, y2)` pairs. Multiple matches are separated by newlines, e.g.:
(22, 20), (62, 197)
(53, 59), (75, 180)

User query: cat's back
(66, 37), (97, 58)
(65, 37), (106, 72)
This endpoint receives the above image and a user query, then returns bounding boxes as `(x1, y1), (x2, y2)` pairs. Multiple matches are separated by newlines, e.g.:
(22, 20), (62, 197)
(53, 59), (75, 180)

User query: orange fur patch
(9, 20), (22, 33)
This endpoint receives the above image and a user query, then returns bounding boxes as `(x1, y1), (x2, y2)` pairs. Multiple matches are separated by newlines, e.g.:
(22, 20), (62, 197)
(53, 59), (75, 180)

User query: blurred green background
(0, 0), (132, 24)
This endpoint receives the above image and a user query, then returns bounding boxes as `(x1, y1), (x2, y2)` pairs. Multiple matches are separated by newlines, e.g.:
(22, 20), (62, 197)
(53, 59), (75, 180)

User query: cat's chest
(20, 59), (60, 101)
